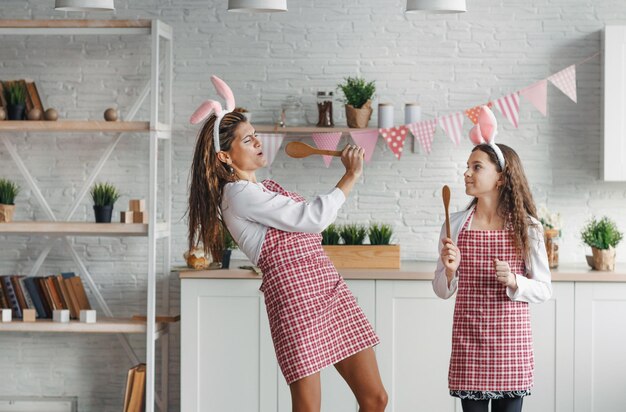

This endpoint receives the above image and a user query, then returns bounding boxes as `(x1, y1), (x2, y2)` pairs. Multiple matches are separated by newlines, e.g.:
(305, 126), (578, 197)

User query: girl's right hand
(340, 144), (364, 178)
(440, 238), (460, 280)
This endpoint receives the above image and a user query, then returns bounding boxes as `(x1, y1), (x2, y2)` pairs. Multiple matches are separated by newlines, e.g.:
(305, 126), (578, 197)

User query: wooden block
(120, 211), (134, 223)
(22, 309), (36, 322)
(53, 309), (70, 323)
(322, 245), (401, 269)
(80, 309), (97, 323)
(132, 211), (148, 224)
(129, 199), (145, 212)
(1, 308), (12, 322)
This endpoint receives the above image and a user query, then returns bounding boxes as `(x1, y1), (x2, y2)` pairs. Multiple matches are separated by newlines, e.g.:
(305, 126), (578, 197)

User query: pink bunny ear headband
(189, 75), (236, 153)
(468, 105), (505, 170)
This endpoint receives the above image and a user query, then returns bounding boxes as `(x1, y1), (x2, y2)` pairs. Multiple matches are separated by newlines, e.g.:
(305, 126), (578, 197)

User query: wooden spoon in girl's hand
(285, 142), (342, 159)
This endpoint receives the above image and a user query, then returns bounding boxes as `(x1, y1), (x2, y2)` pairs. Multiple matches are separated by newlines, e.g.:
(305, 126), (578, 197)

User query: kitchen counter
(177, 260), (626, 282)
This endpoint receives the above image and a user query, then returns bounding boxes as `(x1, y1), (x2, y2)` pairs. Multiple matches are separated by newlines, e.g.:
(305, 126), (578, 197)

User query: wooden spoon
(442, 185), (451, 239)
(442, 185), (454, 263)
(285, 142), (342, 159)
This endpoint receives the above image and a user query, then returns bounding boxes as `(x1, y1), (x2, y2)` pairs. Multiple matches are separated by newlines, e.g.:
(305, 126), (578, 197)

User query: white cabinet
(376, 280), (459, 412)
(603, 26), (626, 181)
(574, 282), (626, 412)
(180, 278), (626, 412)
(180, 278), (277, 412)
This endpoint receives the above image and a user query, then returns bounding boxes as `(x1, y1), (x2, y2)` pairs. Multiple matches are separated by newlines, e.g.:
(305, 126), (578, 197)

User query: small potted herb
(3, 81), (27, 121)
(368, 223), (393, 245)
(0, 178), (20, 223)
(90, 182), (121, 223)
(221, 229), (238, 269)
(339, 224), (367, 245)
(581, 216), (623, 271)
(322, 224), (341, 245)
(337, 76), (375, 128)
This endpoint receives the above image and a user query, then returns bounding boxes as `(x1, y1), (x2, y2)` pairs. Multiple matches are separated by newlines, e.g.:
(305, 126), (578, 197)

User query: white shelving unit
(0, 19), (173, 412)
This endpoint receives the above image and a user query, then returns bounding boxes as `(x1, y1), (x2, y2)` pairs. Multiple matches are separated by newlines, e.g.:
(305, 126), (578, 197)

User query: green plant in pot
(3, 81), (27, 121)
(0, 178), (20, 223)
(90, 182), (120, 223)
(322, 224), (341, 245)
(220, 229), (238, 269)
(368, 223), (393, 245)
(581, 216), (623, 271)
(339, 223), (367, 245)
(337, 76), (375, 128)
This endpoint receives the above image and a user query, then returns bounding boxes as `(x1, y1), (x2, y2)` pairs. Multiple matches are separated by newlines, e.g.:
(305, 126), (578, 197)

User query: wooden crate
(322, 245), (400, 269)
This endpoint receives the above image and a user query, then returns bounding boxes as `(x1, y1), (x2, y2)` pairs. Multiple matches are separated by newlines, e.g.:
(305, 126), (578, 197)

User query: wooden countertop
(177, 260), (626, 282)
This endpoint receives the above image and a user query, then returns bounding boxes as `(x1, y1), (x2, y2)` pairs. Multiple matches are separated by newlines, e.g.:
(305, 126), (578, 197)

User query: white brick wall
(1, 0), (626, 410)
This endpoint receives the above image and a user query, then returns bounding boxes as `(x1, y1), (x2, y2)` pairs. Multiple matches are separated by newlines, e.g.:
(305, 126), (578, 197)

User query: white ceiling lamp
(406, 0), (466, 14)
(228, 0), (287, 13)
(55, 0), (115, 11)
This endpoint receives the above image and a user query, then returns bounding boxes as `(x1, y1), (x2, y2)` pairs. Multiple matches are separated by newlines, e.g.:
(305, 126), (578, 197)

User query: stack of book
(123, 363), (146, 412)
(0, 273), (92, 320)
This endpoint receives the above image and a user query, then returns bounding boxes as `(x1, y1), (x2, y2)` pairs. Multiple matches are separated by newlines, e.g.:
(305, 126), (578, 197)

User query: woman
(433, 106), (552, 412)
(188, 76), (387, 411)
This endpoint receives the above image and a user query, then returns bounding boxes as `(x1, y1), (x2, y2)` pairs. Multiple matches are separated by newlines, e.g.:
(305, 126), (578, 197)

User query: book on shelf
(0, 281), (10, 309)
(24, 79), (44, 111)
(10, 275), (28, 313)
(22, 277), (47, 318)
(69, 276), (92, 311)
(0, 81), (7, 108)
(124, 363), (146, 412)
(0, 276), (22, 319)
(18, 277), (36, 314)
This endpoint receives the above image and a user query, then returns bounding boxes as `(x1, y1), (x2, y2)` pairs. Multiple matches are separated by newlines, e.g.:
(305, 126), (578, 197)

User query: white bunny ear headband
(189, 75), (236, 153)
(468, 105), (505, 170)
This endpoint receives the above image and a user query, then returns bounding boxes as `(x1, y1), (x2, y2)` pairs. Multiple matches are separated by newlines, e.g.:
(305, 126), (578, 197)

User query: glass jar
(316, 91), (334, 127)
(544, 228), (560, 269)
(281, 95), (305, 127)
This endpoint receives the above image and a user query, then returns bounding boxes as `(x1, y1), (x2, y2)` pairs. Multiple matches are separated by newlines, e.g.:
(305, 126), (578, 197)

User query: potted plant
(322, 224), (341, 245)
(90, 182), (120, 223)
(221, 229), (238, 269)
(337, 76), (375, 128)
(0, 178), (20, 223)
(581, 216), (623, 271)
(323, 223), (400, 269)
(3, 81), (27, 120)
(538, 205), (562, 269)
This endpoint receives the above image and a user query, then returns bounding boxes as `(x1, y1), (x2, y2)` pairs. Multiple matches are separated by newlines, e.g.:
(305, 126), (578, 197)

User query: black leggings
(461, 397), (523, 412)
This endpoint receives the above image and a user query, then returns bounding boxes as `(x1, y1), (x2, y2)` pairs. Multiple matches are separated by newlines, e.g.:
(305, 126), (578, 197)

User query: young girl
(187, 76), (387, 412)
(433, 106), (552, 412)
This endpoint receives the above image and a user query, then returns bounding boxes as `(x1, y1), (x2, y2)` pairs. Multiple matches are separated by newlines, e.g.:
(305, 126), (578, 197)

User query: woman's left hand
(494, 258), (518, 290)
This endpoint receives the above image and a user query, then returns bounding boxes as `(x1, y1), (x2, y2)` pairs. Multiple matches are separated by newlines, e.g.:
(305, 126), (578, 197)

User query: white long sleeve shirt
(221, 180), (346, 265)
(432, 205), (553, 304)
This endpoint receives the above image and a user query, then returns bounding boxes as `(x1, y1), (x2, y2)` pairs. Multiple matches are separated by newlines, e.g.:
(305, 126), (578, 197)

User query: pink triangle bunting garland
(349, 129), (379, 163)
(437, 112), (464, 147)
(380, 125), (409, 159)
(312, 132), (343, 167)
(548, 64), (577, 103)
(256, 133), (285, 168)
(407, 120), (437, 154)
(494, 92), (521, 128)
(520, 80), (548, 116)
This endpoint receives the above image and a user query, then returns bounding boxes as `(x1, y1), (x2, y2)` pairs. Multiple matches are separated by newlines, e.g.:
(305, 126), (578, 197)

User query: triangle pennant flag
(380, 125), (409, 159)
(312, 132), (342, 167)
(548, 64), (577, 103)
(465, 102), (493, 124)
(520, 80), (548, 116)
(256, 133), (285, 168)
(408, 120), (437, 154)
(494, 92), (521, 128)
(437, 112), (464, 146)
(349, 129), (379, 163)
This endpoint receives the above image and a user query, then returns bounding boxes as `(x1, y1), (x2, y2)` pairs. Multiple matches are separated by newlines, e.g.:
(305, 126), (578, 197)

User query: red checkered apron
(449, 210), (534, 394)
(256, 180), (379, 384)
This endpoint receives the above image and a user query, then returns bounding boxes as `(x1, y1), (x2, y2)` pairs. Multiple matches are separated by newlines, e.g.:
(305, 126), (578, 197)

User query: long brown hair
(468, 143), (538, 261)
(187, 111), (246, 256)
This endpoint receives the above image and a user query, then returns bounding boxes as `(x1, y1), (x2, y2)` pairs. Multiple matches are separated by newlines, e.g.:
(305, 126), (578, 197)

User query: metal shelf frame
(0, 19), (173, 412)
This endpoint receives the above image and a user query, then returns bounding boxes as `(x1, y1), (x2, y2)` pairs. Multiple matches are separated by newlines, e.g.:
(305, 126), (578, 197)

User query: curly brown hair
(187, 111), (246, 257)
(468, 143), (538, 261)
